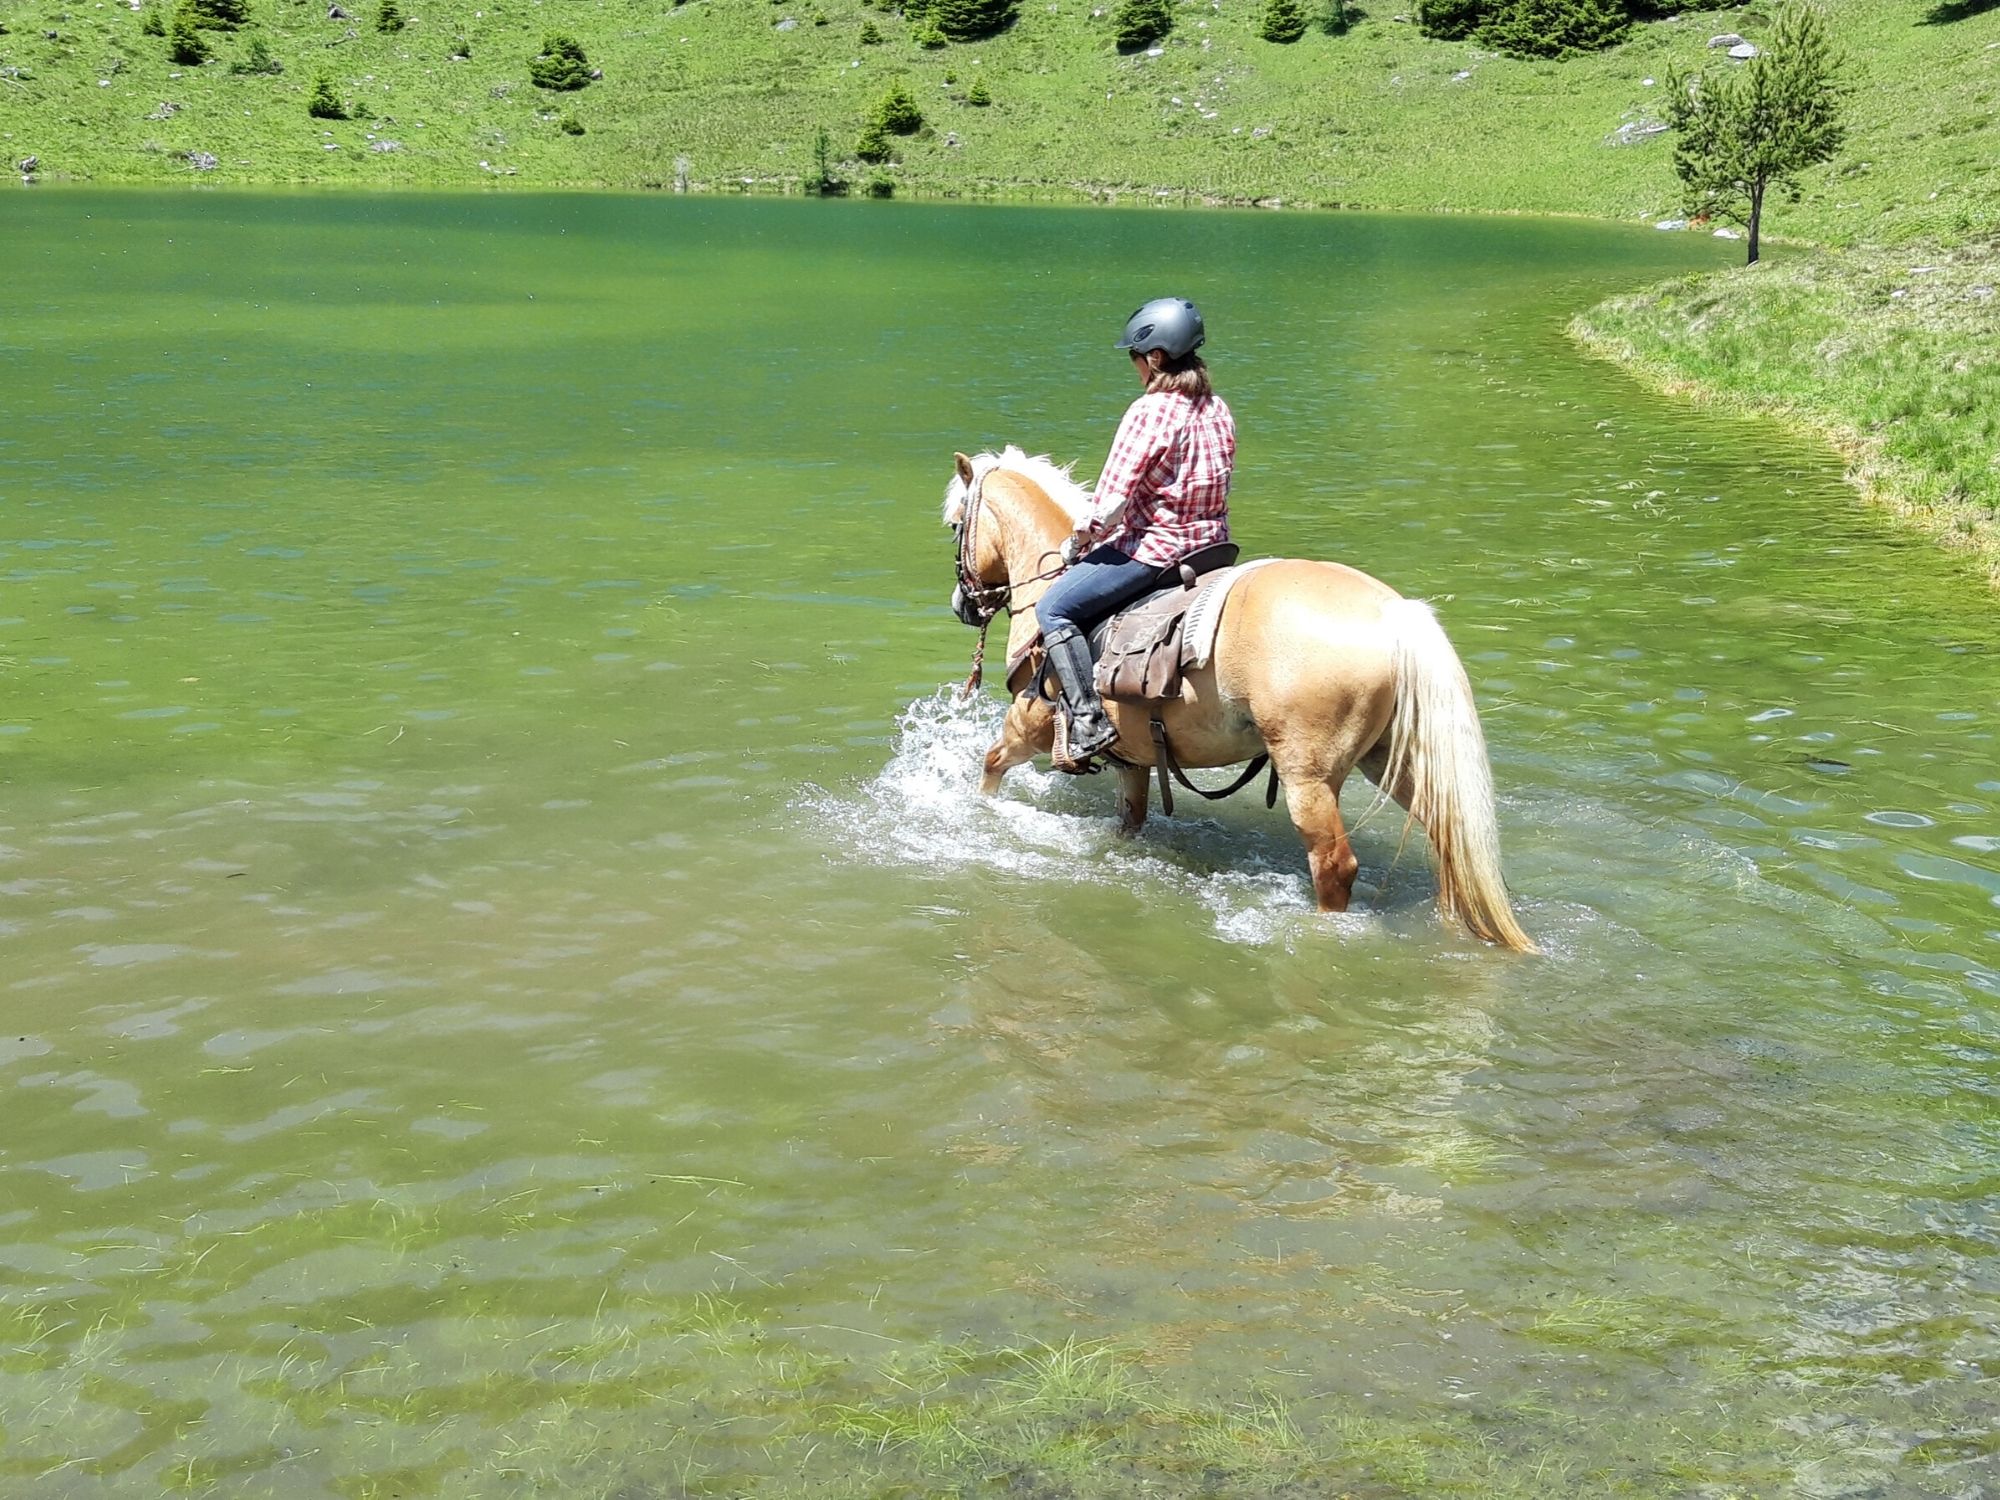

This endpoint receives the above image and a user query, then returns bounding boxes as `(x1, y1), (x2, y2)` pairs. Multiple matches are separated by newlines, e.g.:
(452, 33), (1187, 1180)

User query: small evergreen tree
(167, 5), (208, 62)
(931, 0), (1017, 39)
(140, 5), (165, 35)
(306, 73), (346, 116)
(528, 31), (590, 89)
(966, 77), (990, 104)
(875, 80), (922, 133)
(1258, 0), (1309, 41)
(559, 111), (584, 133)
(914, 18), (946, 45)
(189, 0), (247, 29)
(859, 19), (882, 41)
(1476, 0), (1628, 58)
(227, 31), (282, 71)
(1416, 0), (1487, 35)
(856, 118), (892, 161)
(374, 0), (402, 32)
(805, 124), (843, 192)
(1665, 1), (1845, 263)
(1112, 0), (1171, 49)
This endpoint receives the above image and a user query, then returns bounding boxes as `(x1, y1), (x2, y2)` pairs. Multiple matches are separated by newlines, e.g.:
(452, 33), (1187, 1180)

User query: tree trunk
(1746, 180), (1764, 265)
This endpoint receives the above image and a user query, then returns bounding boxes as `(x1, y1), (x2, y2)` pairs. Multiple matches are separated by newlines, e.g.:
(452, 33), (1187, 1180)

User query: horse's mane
(941, 446), (1091, 528)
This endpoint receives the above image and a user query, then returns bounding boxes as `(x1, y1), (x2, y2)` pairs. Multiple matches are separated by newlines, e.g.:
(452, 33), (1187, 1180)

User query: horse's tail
(1381, 598), (1537, 954)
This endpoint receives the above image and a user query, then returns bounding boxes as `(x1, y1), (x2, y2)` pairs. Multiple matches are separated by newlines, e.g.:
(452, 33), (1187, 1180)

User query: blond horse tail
(1381, 598), (1537, 953)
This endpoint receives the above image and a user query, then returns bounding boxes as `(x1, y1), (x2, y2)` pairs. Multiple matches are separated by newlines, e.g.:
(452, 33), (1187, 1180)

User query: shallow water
(2, 192), (1997, 1497)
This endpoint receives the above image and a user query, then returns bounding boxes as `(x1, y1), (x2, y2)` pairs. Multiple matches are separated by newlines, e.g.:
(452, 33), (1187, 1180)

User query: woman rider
(1038, 297), (1236, 765)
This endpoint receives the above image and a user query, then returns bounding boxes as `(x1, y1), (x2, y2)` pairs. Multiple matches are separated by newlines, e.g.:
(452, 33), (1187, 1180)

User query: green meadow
(0, 0), (1992, 245)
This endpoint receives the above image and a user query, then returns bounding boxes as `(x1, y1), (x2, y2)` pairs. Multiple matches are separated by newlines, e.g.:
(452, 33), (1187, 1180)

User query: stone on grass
(371, 138), (400, 151)
(1706, 31), (1744, 46)
(1728, 42), (1757, 58)
(1654, 217), (1689, 230)
(186, 149), (217, 169)
(1607, 120), (1667, 145)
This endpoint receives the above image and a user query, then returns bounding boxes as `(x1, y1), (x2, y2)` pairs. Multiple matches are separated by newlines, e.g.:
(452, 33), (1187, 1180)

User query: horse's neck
(990, 477), (1069, 608)
(988, 477), (1071, 664)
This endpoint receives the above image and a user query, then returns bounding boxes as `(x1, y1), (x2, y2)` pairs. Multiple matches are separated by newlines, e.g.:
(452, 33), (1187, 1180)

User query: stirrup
(1051, 710), (1112, 775)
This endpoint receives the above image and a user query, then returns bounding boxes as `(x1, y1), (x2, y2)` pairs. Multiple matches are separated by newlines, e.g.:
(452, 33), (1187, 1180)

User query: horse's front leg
(980, 693), (1053, 795)
(1116, 764), (1149, 836)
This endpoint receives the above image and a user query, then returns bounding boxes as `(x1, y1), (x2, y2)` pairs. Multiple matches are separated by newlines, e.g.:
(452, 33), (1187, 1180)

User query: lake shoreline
(1571, 241), (2000, 592)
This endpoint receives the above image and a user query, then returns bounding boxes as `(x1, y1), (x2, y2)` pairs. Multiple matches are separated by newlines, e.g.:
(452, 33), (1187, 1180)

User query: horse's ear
(953, 452), (975, 485)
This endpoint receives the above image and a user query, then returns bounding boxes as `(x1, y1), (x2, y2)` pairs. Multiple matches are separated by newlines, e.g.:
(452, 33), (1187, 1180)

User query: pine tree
(1258, 0), (1309, 41)
(1416, 0), (1487, 39)
(1665, 1), (1845, 263)
(966, 77), (991, 104)
(375, 0), (403, 32)
(859, 18), (882, 42)
(528, 32), (591, 90)
(167, 5), (208, 62)
(856, 118), (892, 161)
(1476, 0), (1628, 58)
(930, 0), (1018, 40)
(189, 0), (247, 29)
(875, 80), (923, 134)
(306, 73), (346, 117)
(1112, 0), (1171, 49)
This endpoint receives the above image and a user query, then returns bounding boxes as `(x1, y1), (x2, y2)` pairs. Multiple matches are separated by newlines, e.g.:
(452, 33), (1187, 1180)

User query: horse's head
(943, 451), (1006, 626)
(941, 447), (1090, 627)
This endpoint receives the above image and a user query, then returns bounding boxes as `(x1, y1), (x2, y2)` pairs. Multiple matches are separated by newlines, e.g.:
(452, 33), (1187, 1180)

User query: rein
(953, 464), (1066, 698)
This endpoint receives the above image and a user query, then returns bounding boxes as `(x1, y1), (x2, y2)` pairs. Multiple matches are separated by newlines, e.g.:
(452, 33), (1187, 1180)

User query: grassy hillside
(0, 0), (1993, 241)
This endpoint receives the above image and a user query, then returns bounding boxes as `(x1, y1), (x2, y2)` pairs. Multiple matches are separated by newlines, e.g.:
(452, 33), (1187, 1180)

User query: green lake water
(3, 191), (1997, 1497)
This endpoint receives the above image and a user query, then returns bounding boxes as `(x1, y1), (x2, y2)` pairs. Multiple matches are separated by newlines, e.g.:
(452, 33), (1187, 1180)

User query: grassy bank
(1575, 235), (2000, 585)
(0, 0), (1993, 239)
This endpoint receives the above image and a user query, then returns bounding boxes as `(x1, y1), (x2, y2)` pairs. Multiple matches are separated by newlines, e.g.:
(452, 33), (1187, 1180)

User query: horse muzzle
(951, 585), (985, 628)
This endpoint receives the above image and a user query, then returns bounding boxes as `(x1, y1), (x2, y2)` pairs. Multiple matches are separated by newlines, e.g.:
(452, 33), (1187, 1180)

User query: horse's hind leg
(1278, 770), (1359, 913)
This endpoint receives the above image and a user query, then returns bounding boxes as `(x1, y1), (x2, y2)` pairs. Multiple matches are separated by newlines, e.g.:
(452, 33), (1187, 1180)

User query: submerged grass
(0, 1289), (1978, 1497)
(1573, 235), (2000, 584)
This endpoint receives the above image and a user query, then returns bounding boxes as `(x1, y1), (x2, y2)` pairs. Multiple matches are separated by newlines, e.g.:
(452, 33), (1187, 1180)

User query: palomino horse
(943, 447), (1535, 953)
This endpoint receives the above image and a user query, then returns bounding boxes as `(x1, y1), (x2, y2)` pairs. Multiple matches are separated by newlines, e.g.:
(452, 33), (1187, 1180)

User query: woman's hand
(1060, 531), (1089, 566)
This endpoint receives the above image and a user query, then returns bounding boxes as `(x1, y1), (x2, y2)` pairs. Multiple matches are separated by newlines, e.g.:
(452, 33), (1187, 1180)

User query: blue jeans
(1037, 546), (1163, 638)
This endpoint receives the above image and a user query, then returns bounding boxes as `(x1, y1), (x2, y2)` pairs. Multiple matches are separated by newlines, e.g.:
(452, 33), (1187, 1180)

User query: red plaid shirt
(1082, 391), (1235, 567)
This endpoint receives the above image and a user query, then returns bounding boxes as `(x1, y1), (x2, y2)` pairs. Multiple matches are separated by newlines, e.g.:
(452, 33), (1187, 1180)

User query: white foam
(801, 689), (1388, 947)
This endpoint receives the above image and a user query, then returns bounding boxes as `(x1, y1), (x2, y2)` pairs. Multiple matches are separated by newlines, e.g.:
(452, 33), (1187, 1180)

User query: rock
(1654, 218), (1689, 230)
(774, 16), (795, 29)
(327, 2), (348, 15)
(1606, 120), (1667, 146)
(1451, 68), (1472, 81)
(18, 154), (38, 175)
(588, 66), (601, 77)
(1712, 226), (1740, 238)
(1706, 31), (1744, 47)
(943, 131), (960, 146)
(371, 139), (400, 151)
(146, 100), (180, 118)
(1143, 45), (1162, 55)
(1642, 76), (1654, 85)
(1967, 284), (1994, 300)
(186, 149), (217, 169)
(1251, 124), (1271, 138)
(1728, 42), (1757, 58)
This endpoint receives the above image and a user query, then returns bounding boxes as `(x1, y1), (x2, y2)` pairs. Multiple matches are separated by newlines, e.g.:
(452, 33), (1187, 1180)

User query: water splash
(802, 689), (1365, 947)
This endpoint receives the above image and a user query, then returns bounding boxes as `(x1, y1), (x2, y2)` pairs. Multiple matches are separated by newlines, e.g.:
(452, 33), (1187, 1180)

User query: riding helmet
(1116, 297), (1206, 359)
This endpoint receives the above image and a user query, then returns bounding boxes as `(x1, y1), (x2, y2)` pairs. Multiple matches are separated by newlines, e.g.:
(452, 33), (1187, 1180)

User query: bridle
(950, 464), (1066, 695)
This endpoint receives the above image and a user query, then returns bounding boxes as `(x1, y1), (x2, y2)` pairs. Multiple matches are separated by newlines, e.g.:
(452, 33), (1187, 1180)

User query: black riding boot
(1043, 624), (1119, 766)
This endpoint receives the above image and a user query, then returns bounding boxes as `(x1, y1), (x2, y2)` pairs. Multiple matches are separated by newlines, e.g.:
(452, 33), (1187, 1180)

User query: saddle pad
(1181, 558), (1281, 668)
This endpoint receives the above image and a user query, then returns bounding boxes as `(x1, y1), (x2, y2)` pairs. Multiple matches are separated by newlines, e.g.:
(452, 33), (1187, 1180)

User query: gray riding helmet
(1116, 297), (1206, 358)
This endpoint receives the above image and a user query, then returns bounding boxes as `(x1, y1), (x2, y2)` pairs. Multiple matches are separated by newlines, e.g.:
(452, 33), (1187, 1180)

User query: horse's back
(1211, 558), (1404, 760)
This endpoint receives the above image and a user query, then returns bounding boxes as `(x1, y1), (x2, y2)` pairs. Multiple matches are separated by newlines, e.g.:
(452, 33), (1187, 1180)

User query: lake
(3, 191), (1996, 1497)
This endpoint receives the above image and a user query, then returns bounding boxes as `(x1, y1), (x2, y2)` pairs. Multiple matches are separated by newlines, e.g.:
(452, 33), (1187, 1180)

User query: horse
(942, 447), (1536, 953)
